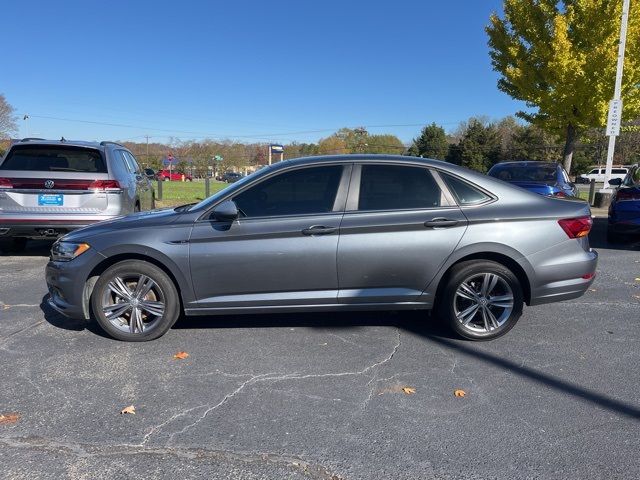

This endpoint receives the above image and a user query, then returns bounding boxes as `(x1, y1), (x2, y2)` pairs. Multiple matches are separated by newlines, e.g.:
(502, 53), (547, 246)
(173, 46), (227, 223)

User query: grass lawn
(154, 179), (229, 207)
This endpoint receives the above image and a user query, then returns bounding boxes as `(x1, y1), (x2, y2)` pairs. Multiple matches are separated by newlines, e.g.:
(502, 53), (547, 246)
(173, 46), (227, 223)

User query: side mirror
(608, 178), (622, 187)
(212, 200), (239, 222)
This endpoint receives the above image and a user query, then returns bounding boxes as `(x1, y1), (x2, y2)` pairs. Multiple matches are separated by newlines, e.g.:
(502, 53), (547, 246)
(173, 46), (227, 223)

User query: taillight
(88, 180), (121, 191)
(616, 189), (640, 201)
(551, 191), (567, 198)
(558, 216), (593, 239)
(0, 178), (13, 189)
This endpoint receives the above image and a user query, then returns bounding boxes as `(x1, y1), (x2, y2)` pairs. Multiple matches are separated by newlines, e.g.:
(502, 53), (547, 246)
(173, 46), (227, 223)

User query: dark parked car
(488, 161), (577, 198)
(46, 155), (597, 342)
(607, 164), (640, 243)
(221, 172), (243, 183)
(0, 139), (154, 250)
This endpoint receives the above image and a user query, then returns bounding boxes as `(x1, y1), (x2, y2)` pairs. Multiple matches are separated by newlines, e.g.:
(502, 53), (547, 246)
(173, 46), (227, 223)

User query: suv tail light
(616, 189), (640, 201)
(0, 178), (13, 189)
(551, 191), (567, 198)
(88, 180), (121, 191)
(558, 216), (593, 239)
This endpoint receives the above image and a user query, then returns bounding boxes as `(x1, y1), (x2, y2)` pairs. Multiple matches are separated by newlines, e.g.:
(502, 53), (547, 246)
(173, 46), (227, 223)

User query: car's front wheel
(438, 260), (524, 340)
(90, 260), (180, 341)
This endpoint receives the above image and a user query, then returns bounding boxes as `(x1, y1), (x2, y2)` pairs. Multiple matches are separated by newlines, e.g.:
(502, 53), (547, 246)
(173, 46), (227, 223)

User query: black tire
(437, 260), (524, 341)
(90, 260), (180, 342)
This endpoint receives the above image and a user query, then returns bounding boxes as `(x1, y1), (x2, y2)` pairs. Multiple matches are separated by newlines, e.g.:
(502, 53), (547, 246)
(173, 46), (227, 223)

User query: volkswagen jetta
(45, 155), (597, 341)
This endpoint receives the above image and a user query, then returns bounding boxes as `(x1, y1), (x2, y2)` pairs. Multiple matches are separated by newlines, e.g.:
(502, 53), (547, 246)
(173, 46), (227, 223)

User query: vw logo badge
(44, 180), (55, 189)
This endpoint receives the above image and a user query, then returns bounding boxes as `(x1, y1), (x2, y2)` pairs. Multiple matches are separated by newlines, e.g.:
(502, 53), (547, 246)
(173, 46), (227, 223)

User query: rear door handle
(423, 218), (459, 228)
(302, 225), (338, 236)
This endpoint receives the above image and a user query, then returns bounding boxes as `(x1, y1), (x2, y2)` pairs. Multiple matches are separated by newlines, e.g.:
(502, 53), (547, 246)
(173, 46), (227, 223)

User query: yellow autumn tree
(487, 0), (640, 172)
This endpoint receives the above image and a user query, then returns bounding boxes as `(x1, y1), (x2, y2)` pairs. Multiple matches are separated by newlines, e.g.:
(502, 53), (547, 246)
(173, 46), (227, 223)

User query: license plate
(38, 194), (63, 206)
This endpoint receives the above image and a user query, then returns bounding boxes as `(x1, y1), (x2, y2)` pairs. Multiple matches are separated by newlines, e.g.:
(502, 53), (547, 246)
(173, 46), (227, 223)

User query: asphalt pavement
(0, 219), (639, 479)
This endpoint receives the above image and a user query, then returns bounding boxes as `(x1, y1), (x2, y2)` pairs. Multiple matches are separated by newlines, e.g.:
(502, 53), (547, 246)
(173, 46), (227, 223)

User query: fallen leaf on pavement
(173, 351), (189, 360)
(454, 389), (466, 397)
(120, 405), (136, 415)
(0, 413), (20, 425)
(402, 387), (416, 395)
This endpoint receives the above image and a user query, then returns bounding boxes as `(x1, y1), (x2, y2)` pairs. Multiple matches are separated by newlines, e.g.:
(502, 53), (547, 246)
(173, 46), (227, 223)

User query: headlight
(51, 241), (91, 262)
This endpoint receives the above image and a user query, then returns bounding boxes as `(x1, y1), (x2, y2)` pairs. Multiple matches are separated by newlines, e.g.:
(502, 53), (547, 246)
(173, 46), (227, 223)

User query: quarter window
(441, 173), (491, 205)
(233, 165), (343, 217)
(357, 165), (442, 211)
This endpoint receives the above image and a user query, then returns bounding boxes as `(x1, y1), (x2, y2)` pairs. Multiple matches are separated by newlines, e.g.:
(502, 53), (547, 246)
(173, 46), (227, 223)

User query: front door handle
(424, 218), (459, 228)
(302, 225), (338, 236)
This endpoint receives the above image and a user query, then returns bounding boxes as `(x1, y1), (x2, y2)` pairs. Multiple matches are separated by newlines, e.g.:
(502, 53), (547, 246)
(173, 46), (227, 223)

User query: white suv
(578, 167), (629, 184)
(0, 139), (155, 251)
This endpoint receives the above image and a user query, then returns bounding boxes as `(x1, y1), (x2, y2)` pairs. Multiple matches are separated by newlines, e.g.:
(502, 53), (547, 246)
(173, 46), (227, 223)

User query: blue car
(607, 164), (640, 243)
(488, 161), (577, 198)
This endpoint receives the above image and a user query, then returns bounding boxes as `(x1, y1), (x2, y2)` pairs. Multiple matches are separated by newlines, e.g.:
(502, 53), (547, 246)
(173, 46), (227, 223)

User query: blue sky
(4, 0), (521, 144)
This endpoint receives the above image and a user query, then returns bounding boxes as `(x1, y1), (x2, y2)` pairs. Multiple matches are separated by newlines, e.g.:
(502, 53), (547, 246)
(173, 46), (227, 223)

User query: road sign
(606, 99), (623, 137)
(270, 144), (284, 154)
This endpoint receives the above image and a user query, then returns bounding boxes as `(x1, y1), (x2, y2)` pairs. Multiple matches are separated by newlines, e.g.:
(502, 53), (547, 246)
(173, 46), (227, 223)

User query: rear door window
(441, 173), (492, 205)
(357, 164), (442, 211)
(0, 145), (107, 173)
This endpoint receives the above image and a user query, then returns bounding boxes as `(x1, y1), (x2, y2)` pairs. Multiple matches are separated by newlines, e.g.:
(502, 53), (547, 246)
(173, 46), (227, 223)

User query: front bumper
(45, 250), (104, 320)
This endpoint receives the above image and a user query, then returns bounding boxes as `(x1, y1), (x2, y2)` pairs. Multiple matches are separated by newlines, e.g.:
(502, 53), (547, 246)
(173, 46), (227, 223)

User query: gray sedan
(45, 155), (597, 342)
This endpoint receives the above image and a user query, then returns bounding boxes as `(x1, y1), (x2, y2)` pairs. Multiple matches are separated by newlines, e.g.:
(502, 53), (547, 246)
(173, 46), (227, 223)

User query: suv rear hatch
(0, 144), (117, 217)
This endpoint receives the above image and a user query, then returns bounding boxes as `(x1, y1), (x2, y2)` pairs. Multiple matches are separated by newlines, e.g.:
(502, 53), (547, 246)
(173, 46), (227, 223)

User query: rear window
(612, 169), (628, 174)
(488, 164), (557, 182)
(0, 145), (107, 173)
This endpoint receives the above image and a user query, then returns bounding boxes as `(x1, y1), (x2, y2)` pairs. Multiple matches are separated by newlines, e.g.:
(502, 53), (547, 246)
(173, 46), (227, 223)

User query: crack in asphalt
(0, 436), (343, 480)
(142, 329), (402, 445)
(0, 320), (46, 346)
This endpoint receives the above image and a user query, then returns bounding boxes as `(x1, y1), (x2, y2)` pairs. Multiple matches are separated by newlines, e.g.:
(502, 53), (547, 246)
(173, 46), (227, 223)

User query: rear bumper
(0, 216), (113, 239)
(525, 241), (598, 306)
(608, 220), (640, 235)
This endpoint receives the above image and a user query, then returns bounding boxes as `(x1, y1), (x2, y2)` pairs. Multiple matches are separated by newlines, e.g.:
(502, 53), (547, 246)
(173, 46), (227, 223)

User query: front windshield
(188, 165), (275, 211)
(489, 164), (557, 182)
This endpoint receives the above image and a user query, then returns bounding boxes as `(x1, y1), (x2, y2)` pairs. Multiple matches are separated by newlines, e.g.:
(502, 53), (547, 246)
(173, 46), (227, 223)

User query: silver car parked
(45, 155), (597, 342)
(0, 139), (154, 250)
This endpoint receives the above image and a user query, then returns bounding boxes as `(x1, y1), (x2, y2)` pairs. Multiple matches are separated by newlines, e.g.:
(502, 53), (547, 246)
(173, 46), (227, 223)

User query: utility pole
(145, 135), (150, 161)
(602, 0), (630, 192)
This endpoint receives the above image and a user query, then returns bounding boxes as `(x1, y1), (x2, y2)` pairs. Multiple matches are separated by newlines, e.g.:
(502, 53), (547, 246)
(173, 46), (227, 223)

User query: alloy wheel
(453, 272), (514, 334)
(101, 274), (166, 334)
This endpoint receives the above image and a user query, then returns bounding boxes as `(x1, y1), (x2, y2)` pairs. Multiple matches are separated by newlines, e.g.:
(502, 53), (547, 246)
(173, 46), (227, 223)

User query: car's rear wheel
(439, 260), (524, 340)
(90, 260), (180, 341)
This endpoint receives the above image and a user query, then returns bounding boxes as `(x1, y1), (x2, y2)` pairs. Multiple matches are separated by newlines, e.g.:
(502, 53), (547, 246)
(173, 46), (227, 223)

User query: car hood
(61, 208), (183, 242)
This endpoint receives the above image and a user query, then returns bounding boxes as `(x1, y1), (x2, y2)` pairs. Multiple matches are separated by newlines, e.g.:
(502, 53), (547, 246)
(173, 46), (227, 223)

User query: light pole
(602, 0), (631, 192)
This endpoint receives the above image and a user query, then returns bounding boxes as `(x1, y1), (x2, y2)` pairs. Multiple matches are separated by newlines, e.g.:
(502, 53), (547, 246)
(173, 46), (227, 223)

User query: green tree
(486, 0), (640, 173)
(408, 123), (448, 159)
(0, 94), (17, 139)
(449, 118), (502, 172)
(363, 134), (405, 155)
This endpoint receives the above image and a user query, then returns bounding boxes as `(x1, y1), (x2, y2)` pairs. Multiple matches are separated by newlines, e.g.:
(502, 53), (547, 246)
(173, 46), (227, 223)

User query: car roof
(491, 161), (559, 168)
(9, 139), (126, 151)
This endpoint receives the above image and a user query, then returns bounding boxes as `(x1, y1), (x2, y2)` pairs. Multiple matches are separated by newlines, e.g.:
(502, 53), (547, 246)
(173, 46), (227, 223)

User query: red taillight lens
(88, 180), (121, 191)
(0, 178), (13, 188)
(551, 191), (567, 198)
(558, 216), (593, 239)
(616, 189), (640, 201)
